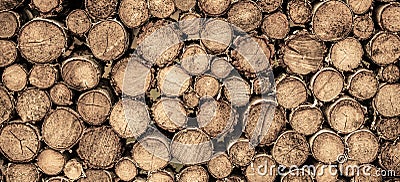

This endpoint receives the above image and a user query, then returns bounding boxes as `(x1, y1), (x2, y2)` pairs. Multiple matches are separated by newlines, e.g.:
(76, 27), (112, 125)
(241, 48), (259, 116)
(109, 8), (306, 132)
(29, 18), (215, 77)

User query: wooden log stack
(0, 0), (399, 181)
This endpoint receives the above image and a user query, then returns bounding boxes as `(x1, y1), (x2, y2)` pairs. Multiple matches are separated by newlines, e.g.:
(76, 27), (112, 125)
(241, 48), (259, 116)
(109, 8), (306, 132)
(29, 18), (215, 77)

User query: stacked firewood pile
(0, 0), (399, 181)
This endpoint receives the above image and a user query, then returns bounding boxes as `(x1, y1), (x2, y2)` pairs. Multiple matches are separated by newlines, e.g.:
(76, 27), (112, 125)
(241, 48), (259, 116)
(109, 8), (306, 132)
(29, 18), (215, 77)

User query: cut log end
(66, 9), (91, 35)
(327, 97), (365, 134)
(311, 68), (344, 102)
(77, 89), (112, 125)
(348, 69), (379, 100)
(378, 3), (400, 32)
(289, 105), (323, 136)
(115, 157), (137, 181)
(272, 131), (309, 167)
(6, 163), (40, 182)
(330, 38), (363, 71)
(118, 0), (149, 28)
(29, 64), (58, 89)
(198, 0), (230, 16)
(262, 12), (290, 39)
(16, 88), (51, 122)
(132, 136), (170, 171)
(287, 0), (312, 25)
(228, 139), (255, 167)
(2, 64), (28, 92)
(366, 32), (400, 65)
(207, 153), (233, 179)
(85, 0), (117, 19)
(61, 57), (101, 91)
(345, 129), (379, 164)
(227, 1), (262, 32)
(63, 159), (84, 180)
(50, 83), (73, 106)
(148, 0), (175, 18)
(276, 76), (307, 109)
(310, 130), (345, 164)
(36, 149), (65, 175)
(353, 15), (375, 40)
(0, 11), (19, 39)
(178, 165), (209, 182)
(374, 84), (400, 117)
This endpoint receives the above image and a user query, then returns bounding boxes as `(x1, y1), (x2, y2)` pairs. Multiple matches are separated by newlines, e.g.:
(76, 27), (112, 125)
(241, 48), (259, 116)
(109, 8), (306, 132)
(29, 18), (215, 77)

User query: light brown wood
(0, 86), (14, 125)
(330, 37), (363, 71)
(207, 153), (233, 179)
(346, 0), (373, 14)
(200, 19), (233, 54)
(347, 69), (379, 100)
(352, 164), (383, 182)
(66, 9), (91, 35)
(281, 169), (313, 182)
(115, 157), (137, 181)
(282, 30), (326, 75)
(310, 67), (344, 102)
(376, 117), (400, 141)
(36, 149), (65, 175)
(0, 40), (17, 68)
(77, 127), (122, 169)
(326, 97), (365, 134)
(289, 105), (323, 136)
(179, 13), (201, 40)
(373, 83), (400, 117)
(211, 57), (233, 79)
(2, 64), (28, 92)
(152, 98), (187, 132)
(118, 0), (149, 28)
(174, 0), (196, 11)
(148, 0), (175, 18)
(310, 129), (345, 164)
(366, 32), (400, 65)
(379, 142), (400, 175)
(30, 0), (61, 13)
(344, 129), (379, 164)
(312, 1), (353, 41)
(287, 0), (312, 25)
(227, 1), (262, 32)
(223, 76), (251, 107)
(132, 136), (170, 171)
(314, 163), (339, 182)
(87, 20), (128, 61)
(0, 0), (24, 11)
(64, 159), (84, 180)
(147, 171), (174, 182)
(272, 131), (309, 167)
(178, 165), (209, 182)
(194, 75), (220, 98)
(262, 11), (290, 39)
(61, 57), (101, 91)
(16, 88), (51, 122)
(46, 177), (69, 182)
(157, 65), (191, 97)
(109, 98), (150, 139)
(353, 15), (375, 40)
(85, 0), (117, 19)
(6, 163), (40, 182)
(181, 44), (210, 76)
(377, 2), (400, 32)
(77, 89), (112, 125)
(198, 0), (230, 16)
(183, 90), (199, 108)
(276, 75), (307, 109)
(379, 64), (400, 83)
(29, 64), (58, 89)
(49, 82), (73, 106)
(42, 107), (84, 150)
(228, 139), (255, 166)
(0, 11), (19, 39)
(78, 170), (113, 182)
(257, 0), (282, 13)
(0, 122), (40, 162)
(18, 19), (67, 64)
(171, 128), (213, 165)
(245, 154), (277, 182)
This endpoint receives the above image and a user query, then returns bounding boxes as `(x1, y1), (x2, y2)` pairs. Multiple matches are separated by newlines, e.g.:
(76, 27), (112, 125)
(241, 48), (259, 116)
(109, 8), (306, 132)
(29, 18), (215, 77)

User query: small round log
(180, 44), (210, 76)
(66, 9), (92, 35)
(379, 64), (400, 83)
(78, 170), (113, 182)
(111, 56), (152, 96)
(85, 0), (117, 19)
(2, 64), (28, 92)
(174, 0), (196, 11)
(379, 142), (400, 175)
(42, 107), (84, 150)
(211, 57), (233, 79)
(198, 0), (230, 16)
(16, 88), (51, 122)
(276, 75), (307, 109)
(179, 13), (201, 40)
(346, 0), (373, 14)
(177, 165), (209, 182)
(152, 98), (187, 132)
(282, 30), (326, 75)
(147, 171), (174, 182)
(200, 19), (233, 54)
(0, 86), (14, 124)
(344, 129), (379, 164)
(312, 0), (353, 41)
(272, 131), (309, 167)
(257, 0), (282, 13)
(0, 122), (40, 162)
(61, 57), (101, 91)
(377, 2), (400, 32)
(366, 32), (400, 65)
(64, 159), (84, 180)
(207, 153), (233, 179)
(194, 75), (220, 98)
(77, 89), (112, 125)
(330, 37), (363, 71)
(118, 0), (149, 29)
(347, 69), (379, 100)
(310, 129), (345, 163)
(0, 11), (20, 39)
(326, 97), (365, 134)
(30, 0), (61, 14)
(183, 90), (199, 108)
(109, 99), (150, 138)
(245, 154), (277, 182)
(227, 1), (262, 32)
(114, 157), (137, 182)
(18, 18), (67, 64)
(223, 76), (251, 107)
(373, 83), (400, 117)
(77, 126), (122, 169)
(287, 0), (312, 25)
(0, 40), (17, 68)
(132, 136), (170, 171)
(310, 67), (344, 102)
(49, 82), (73, 106)
(29, 64), (58, 89)
(157, 65), (191, 97)
(5, 163), (40, 182)
(148, 0), (175, 18)
(171, 128), (213, 165)
(289, 105), (323, 136)
(353, 15), (375, 40)
(228, 139), (255, 167)
(261, 11), (290, 39)
(36, 149), (65, 175)
(87, 20), (129, 61)
(376, 117), (400, 141)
